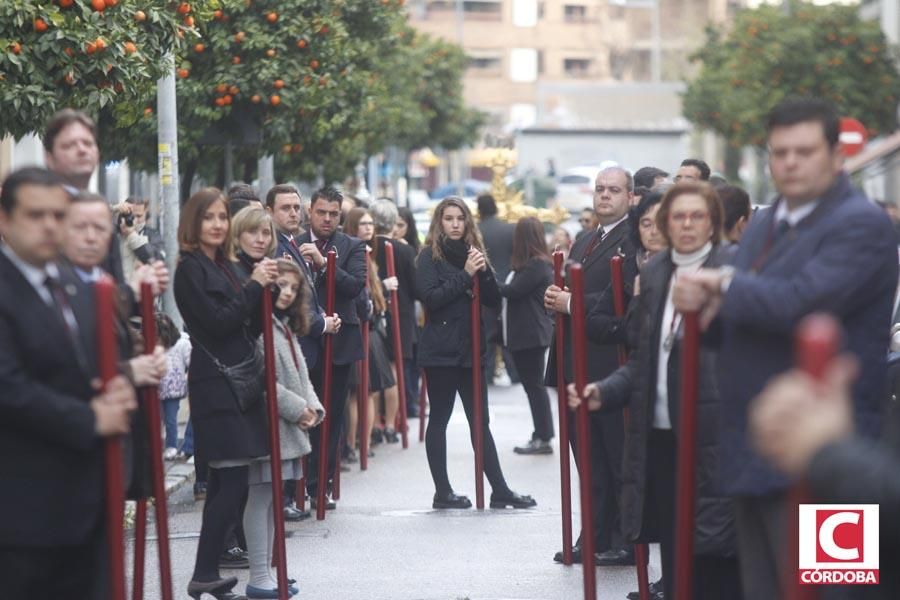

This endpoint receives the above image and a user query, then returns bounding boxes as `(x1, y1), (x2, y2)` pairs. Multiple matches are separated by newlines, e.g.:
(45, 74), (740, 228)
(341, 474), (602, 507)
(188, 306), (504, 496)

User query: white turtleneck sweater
(654, 242), (713, 430)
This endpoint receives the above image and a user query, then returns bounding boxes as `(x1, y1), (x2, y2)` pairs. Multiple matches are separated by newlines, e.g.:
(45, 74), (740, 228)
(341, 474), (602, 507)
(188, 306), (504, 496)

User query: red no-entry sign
(840, 117), (868, 157)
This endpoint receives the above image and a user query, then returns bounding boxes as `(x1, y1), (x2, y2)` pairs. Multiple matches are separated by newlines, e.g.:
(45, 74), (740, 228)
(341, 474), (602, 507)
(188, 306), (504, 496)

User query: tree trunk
(180, 157), (198, 206)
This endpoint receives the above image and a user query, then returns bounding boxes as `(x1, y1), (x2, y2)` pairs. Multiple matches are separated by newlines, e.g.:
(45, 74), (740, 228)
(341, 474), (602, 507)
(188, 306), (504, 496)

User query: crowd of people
(2, 96), (900, 600)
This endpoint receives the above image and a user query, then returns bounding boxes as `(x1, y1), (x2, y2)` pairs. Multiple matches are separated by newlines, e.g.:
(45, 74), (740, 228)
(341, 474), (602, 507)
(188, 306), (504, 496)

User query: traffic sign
(840, 117), (868, 157)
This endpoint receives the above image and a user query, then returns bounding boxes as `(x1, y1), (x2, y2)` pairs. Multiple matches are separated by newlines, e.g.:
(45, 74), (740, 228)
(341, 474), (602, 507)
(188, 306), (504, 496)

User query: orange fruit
(177, 3), (191, 15)
(105, 0), (118, 7)
(194, 43), (205, 53)
(273, 79), (285, 89)
(270, 95), (281, 106)
(223, 95), (233, 105)
(215, 83), (227, 94)
(310, 59), (319, 69)
(134, 10), (146, 21)
(229, 85), (239, 95)
(95, 37), (106, 50)
(91, 0), (105, 11)
(266, 12), (278, 23)
(34, 18), (48, 32)
(64, 47), (74, 57)
(213, 9), (223, 20)
(215, 97), (225, 107)
(177, 68), (189, 79)
(59, 0), (74, 7)
(251, 95), (261, 103)
(283, 144), (292, 154)
(183, 16), (194, 27)
(235, 31), (245, 43)
(124, 41), (137, 54)
(296, 39), (307, 49)
(144, 107), (153, 117)
(86, 42), (97, 54)
(232, 55), (241, 64)
(10, 42), (21, 55)
(266, 49), (276, 58)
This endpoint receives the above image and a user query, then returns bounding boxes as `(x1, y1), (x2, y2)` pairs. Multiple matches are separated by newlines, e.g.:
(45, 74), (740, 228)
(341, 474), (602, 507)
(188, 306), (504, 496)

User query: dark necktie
(45, 276), (87, 370)
(582, 227), (606, 262)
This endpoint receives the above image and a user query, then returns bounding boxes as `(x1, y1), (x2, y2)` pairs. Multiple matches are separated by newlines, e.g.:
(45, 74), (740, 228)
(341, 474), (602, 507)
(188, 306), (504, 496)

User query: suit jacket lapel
(582, 223), (628, 271)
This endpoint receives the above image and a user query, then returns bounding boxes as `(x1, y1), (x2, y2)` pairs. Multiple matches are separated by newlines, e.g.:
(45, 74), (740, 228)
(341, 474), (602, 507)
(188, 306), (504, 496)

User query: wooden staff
(316, 250), (337, 520)
(95, 276), (126, 600)
(418, 370), (428, 443)
(784, 315), (839, 600)
(262, 288), (290, 599)
(471, 274), (485, 510)
(609, 256), (651, 600)
(569, 264), (596, 600)
(674, 311), (701, 600)
(359, 253), (371, 471)
(297, 457), (307, 511)
(553, 250), (574, 565)
(385, 241), (409, 448)
(131, 283), (174, 600)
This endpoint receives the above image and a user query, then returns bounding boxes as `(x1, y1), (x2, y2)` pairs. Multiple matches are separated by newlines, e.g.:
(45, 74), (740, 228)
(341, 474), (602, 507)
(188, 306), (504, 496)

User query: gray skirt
(247, 457), (303, 485)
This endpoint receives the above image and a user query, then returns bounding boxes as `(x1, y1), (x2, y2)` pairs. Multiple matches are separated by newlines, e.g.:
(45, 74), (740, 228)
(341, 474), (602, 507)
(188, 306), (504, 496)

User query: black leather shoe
(595, 547), (636, 566)
(489, 490), (537, 509)
(432, 491), (472, 509)
(218, 547), (249, 569)
(513, 439), (553, 455)
(187, 577), (239, 599)
(309, 494), (336, 510)
(627, 578), (664, 600)
(553, 545), (582, 564)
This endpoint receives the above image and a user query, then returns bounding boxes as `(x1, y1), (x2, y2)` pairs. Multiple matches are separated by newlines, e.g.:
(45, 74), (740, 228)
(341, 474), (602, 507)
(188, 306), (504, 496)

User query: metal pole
(609, 256), (651, 600)
(674, 312), (700, 600)
(96, 277), (126, 600)
(316, 250), (337, 520)
(157, 64), (182, 329)
(385, 242), (409, 448)
(553, 251), (574, 566)
(261, 290), (290, 600)
(471, 275), (485, 510)
(139, 283), (174, 600)
(569, 264), (596, 600)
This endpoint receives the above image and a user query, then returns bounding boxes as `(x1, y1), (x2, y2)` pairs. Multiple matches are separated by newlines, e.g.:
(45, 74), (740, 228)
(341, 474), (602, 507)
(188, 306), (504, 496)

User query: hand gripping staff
(553, 250), (574, 565)
(569, 263), (596, 600)
(132, 283), (174, 600)
(385, 241), (409, 448)
(673, 310), (701, 600)
(359, 253), (371, 471)
(785, 314), (839, 600)
(471, 272), (486, 510)
(95, 276), (126, 600)
(609, 256), (651, 600)
(261, 287), (291, 599)
(316, 249), (337, 520)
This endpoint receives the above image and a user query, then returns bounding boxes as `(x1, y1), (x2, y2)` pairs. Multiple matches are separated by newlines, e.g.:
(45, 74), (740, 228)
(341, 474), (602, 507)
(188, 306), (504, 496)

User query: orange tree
(683, 2), (900, 151)
(0, 0), (216, 140)
(101, 0), (482, 190)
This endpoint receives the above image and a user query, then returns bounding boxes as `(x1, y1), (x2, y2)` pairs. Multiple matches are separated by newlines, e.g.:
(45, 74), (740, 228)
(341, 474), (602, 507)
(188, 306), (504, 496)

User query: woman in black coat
(416, 197), (536, 510)
(174, 189), (278, 600)
(572, 183), (741, 600)
(498, 217), (554, 455)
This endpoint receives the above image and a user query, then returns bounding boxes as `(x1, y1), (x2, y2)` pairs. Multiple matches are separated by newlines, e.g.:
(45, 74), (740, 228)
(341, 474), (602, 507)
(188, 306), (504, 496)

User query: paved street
(134, 383), (661, 599)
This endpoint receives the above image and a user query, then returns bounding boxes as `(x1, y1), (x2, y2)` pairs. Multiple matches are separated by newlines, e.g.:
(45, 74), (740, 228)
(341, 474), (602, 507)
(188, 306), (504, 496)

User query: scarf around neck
(671, 241), (712, 269)
(439, 236), (470, 270)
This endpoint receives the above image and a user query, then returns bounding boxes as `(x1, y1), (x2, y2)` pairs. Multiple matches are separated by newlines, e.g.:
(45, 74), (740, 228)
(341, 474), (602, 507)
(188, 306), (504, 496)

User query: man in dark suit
(544, 166), (638, 566)
(673, 98), (899, 599)
(296, 186), (366, 509)
(477, 193), (518, 385)
(0, 167), (137, 599)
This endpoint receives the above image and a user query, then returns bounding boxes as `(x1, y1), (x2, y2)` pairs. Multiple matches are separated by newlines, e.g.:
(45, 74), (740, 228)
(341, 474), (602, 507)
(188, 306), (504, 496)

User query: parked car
(554, 166), (600, 213)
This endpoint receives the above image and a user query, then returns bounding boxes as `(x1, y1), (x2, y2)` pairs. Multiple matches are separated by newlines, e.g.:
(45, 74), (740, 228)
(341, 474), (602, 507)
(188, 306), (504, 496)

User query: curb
(164, 461), (195, 497)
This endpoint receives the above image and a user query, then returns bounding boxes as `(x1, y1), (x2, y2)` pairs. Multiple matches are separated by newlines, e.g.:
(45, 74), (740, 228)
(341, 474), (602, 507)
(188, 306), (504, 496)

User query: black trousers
(306, 363), (352, 497)
(424, 366), (510, 496)
(647, 429), (743, 600)
(569, 404), (624, 552)
(193, 465), (248, 581)
(510, 346), (553, 441)
(0, 521), (107, 599)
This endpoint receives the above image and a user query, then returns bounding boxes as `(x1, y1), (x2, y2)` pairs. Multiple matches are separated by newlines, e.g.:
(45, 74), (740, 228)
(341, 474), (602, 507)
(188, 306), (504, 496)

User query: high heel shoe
(490, 490), (537, 509)
(187, 577), (241, 599)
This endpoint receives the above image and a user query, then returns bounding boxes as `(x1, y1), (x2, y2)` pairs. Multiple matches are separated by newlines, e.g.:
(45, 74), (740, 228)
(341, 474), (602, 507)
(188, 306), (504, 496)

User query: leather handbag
(195, 333), (265, 413)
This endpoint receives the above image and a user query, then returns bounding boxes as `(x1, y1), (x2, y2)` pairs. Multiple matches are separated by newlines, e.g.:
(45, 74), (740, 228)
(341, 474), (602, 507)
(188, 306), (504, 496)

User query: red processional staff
(673, 309), (701, 600)
(359, 252), (371, 471)
(471, 273), (486, 510)
(131, 283), (175, 600)
(385, 241), (410, 449)
(784, 314), (839, 600)
(609, 256), (651, 600)
(569, 263), (596, 600)
(315, 250), (337, 520)
(261, 287), (291, 599)
(553, 250), (574, 566)
(95, 277), (126, 600)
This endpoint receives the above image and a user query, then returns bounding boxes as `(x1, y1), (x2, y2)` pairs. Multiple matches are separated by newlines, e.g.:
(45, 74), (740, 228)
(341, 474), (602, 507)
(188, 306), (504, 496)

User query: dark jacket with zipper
(415, 246), (501, 369)
(498, 257), (553, 351)
(597, 247), (736, 557)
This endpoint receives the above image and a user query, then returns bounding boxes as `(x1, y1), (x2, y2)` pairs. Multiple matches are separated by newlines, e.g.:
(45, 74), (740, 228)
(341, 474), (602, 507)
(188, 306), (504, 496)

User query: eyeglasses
(670, 211), (710, 224)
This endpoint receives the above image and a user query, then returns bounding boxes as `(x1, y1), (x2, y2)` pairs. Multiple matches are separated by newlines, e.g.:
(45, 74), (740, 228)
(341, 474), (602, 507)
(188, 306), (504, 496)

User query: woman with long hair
(395, 205), (421, 252)
(344, 207), (399, 455)
(174, 189), (277, 600)
(500, 217), (555, 455)
(229, 206), (277, 277)
(416, 197), (536, 509)
(571, 183), (741, 600)
(243, 260), (324, 599)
